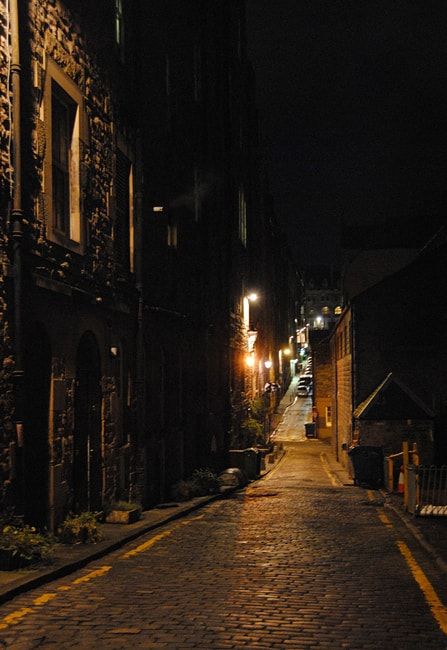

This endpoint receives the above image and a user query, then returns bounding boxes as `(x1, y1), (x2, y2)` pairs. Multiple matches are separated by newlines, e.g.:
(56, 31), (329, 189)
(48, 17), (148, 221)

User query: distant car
(297, 384), (311, 397)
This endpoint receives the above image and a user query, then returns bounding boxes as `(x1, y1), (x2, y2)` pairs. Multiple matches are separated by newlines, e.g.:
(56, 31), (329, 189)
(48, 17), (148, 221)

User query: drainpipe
(10, 0), (25, 503)
(134, 133), (146, 502)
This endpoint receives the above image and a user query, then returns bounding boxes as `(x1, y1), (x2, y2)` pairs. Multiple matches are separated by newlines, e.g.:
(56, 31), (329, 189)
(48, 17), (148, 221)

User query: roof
(353, 373), (434, 421)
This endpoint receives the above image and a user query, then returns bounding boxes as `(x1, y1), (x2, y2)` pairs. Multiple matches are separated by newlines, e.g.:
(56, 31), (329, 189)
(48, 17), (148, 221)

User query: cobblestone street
(1, 411), (446, 649)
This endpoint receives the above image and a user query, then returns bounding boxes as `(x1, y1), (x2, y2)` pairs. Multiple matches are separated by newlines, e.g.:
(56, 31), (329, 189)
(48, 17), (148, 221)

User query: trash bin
(348, 445), (384, 488)
(304, 422), (316, 438)
(228, 449), (260, 480)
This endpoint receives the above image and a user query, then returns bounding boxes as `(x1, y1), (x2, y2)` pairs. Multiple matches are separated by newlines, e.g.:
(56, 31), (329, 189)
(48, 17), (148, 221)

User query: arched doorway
(24, 323), (52, 529)
(73, 332), (102, 512)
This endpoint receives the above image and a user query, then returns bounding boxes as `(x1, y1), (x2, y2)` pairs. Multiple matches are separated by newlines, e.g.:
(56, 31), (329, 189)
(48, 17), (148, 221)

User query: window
(325, 406), (332, 427)
(167, 223), (178, 248)
(238, 187), (247, 246)
(193, 44), (201, 102)
(42, 60), (86, 252)
(52, 86), (76, 236)
(115, 0), (125, 60)
(193, 167), (201, 222)
(114, 149), (134, 271)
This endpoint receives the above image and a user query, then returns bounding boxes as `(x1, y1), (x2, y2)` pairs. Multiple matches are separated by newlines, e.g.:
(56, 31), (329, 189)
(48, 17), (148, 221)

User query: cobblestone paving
(0, 441), (446, 649)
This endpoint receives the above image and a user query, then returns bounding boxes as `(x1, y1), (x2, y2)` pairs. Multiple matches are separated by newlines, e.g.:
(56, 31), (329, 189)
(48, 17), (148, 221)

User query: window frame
(113, 134), (135, 272)
(42, 59), (88, 254)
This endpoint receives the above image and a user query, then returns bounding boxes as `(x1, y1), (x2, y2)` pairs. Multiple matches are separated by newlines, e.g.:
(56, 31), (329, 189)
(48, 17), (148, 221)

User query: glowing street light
(246, 354), (255, 368)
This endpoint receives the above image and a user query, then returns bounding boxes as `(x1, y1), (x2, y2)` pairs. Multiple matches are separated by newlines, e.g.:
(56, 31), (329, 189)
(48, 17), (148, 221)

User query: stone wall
(0, 0), (138, 521)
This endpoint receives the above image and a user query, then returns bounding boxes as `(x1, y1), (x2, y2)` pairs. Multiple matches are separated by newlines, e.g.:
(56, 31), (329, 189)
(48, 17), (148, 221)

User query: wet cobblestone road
(0, 439), (446, 649)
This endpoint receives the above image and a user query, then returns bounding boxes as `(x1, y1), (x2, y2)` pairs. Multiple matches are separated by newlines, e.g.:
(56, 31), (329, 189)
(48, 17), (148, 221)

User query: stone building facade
(0, 0), (141, 528)
(0, 0), (296, 526)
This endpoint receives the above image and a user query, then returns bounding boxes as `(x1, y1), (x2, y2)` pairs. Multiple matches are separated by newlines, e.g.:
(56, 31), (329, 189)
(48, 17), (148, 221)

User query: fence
(408, 465), (447, 516)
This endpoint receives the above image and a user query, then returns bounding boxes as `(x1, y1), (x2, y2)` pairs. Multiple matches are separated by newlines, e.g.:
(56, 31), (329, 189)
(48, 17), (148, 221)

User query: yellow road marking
(397, 540), (447, 635)
(0, 565), (112, 631)
(122, 529), (173, 558)
(72, 565), (112, 584)
(0, 607), (33, 630)
(122, 515), (204, 559)
(378, 510), (393, 527)
(0, 514), (205, 632)
(320, 452), (342, 487)
(33, 593), (58, 606)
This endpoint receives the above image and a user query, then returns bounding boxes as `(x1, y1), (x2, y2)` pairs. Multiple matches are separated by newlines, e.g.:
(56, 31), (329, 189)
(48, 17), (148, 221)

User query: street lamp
(245, 354), (255, 368)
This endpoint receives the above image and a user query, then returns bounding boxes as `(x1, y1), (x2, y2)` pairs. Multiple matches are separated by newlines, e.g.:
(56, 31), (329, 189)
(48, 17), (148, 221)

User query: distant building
(300, 266), (343, 331)
(332, 230), (447, 467)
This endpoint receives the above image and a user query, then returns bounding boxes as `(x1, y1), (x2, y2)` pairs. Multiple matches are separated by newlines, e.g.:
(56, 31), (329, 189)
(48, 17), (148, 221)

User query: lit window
(238, 187), (247, 246)
(114, 149), (134, 271)
(115, 0), (125, 58)
(322, 306), (330, 315)
(167, 223), (178, 248)
(334, 306), (342, 315)
(325, 406), (332, 427)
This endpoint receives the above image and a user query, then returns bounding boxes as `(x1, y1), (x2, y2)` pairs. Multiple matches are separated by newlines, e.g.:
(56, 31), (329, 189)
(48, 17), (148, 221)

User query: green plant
(170, 468), (220, 502)
(58, 512), (104, 545)
(0, 525), (54, 567)
(170, 480), (195, 502)
(239, 417), (264, 447)
(190, 468), (220, 495)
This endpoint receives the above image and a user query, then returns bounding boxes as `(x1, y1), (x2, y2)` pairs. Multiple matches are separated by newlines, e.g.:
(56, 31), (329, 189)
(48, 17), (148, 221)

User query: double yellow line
(0, 515), (203, 632)
(367, 490), (447, 635)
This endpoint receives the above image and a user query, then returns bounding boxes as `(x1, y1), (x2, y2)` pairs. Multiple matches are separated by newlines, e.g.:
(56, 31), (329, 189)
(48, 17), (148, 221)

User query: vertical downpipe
(10, 0), (25, 509)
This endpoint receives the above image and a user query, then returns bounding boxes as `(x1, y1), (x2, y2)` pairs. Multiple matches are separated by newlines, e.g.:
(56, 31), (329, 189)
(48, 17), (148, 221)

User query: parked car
(298, 375), (312, 386)
(297, 384), (312, 397)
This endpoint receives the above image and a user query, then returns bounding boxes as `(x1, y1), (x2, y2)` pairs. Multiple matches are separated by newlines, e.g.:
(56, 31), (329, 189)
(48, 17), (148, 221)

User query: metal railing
(414, 465), (447, 516)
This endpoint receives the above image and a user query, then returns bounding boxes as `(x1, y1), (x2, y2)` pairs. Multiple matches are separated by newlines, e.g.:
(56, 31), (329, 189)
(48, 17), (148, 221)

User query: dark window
(52, 85), (75, 235)
(114, 149), (131, 269)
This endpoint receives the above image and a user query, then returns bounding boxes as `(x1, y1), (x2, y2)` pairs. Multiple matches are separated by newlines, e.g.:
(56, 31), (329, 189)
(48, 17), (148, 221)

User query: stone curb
(0, 450), (286, 606)
(0, 489), (234, 606)
(382, 493), (447, 577)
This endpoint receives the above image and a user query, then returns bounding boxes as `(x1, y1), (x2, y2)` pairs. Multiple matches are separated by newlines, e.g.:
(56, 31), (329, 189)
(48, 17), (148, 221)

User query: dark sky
(246, 1), (447, 264)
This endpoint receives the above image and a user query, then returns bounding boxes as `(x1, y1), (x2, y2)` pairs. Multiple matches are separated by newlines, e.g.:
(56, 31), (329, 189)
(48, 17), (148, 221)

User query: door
(73, 332), (102, 512)
(24, 324), (51, 529)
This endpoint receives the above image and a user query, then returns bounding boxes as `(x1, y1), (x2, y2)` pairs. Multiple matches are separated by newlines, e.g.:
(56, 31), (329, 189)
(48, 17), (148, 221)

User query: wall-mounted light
(110, 346), (119, 358)
(152, 206), (164, 213)
(247, 292), (258, 302)
(283, 348), (291, 356)
(264, 360), (272, 369)
(246, 354), (255, 368)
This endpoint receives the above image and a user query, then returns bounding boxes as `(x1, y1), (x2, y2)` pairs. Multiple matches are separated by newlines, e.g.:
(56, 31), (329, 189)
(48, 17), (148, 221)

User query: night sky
(247, 1), (447, 265)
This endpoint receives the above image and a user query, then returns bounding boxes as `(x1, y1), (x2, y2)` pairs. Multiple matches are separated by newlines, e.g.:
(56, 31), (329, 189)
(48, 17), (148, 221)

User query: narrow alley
(0, 387), (446, 649)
